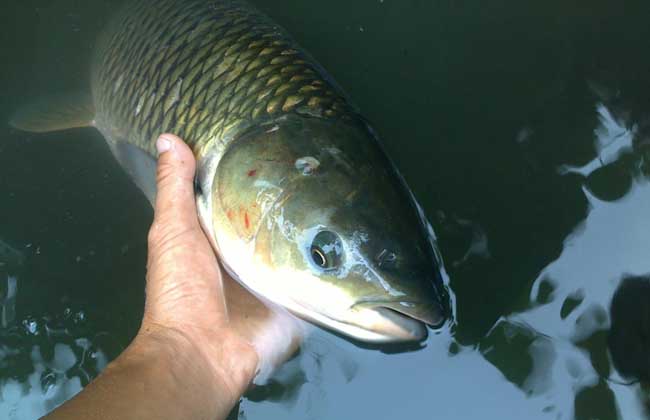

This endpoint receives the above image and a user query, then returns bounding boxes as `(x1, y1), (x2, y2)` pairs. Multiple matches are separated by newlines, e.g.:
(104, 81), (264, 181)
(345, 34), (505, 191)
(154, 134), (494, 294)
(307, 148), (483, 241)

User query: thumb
(144, 134), (230, 332)
(152, 134), (199, 231)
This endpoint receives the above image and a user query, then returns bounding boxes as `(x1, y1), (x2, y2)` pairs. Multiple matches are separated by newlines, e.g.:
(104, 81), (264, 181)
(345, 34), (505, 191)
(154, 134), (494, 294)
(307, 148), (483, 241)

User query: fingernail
(156, 136), (172, 155)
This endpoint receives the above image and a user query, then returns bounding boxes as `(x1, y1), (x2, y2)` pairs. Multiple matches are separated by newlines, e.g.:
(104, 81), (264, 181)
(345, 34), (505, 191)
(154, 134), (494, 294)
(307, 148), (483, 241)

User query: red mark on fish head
(247, 169), (257, 177)
(244, 212), (250, 229)
(227, 209), (234, 220)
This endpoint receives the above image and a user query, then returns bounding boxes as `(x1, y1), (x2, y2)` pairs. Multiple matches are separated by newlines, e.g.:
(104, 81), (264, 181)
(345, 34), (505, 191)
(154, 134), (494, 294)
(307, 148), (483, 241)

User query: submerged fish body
(13, 0), (449, 343)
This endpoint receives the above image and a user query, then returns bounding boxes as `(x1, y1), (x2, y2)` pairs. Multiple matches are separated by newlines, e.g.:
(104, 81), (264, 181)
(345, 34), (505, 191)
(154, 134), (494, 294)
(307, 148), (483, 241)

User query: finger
(153, 133), (199, 230)
(145, 134), (228, 322)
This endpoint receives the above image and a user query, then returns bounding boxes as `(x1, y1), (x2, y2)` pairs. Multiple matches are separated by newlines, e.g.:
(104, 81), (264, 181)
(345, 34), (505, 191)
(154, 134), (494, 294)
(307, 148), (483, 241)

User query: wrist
(127, 323), (258, 414)
(45, 323), (257, 420)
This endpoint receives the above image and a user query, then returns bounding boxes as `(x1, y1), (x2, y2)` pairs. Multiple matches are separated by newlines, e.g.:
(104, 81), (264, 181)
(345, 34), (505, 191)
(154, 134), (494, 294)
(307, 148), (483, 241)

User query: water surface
(2, 0), (650, 418)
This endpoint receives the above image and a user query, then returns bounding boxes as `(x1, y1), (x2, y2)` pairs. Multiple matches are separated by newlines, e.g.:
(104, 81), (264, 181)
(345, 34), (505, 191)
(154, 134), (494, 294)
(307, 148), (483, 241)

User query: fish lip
(339, 300), (443, 343)
(390, 300), (446, 328)
(368, 306), (429, 342)
(353, 299), (446, 327)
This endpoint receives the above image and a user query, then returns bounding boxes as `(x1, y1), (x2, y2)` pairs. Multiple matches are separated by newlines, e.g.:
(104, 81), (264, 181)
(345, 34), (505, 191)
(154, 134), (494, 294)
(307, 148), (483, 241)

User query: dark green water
(2, 0), (650, 418)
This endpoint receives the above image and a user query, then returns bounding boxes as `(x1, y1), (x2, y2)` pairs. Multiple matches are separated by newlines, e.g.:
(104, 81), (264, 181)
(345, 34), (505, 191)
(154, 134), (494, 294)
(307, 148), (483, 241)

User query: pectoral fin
(111, 141), (158, 205)
(9, 92), (95, 133)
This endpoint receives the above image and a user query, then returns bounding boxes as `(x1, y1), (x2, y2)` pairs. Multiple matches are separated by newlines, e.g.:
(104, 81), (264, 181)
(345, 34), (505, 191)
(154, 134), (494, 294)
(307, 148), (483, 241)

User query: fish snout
(348, 299), (446, 343)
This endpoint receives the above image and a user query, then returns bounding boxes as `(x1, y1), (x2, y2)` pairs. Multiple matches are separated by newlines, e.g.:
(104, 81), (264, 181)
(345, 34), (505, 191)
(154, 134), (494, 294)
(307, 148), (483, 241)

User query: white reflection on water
(499, 100), (650, 418)
(242, 328), (559, 419)
(504, 178), (650, 419)
(0, 343), (107, 419)
(559, 102), (635, 178)
(0, 268), (109, 419)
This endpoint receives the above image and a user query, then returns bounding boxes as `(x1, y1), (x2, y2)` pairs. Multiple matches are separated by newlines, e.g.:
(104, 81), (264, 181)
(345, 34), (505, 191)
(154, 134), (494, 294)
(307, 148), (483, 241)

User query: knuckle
(156, 162), (178, 187)
(148, 222), (199, 256)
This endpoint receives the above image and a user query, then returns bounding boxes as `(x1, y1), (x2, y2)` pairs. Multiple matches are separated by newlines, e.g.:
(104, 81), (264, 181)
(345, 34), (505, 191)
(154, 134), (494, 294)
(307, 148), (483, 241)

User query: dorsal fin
(9, 92), (95, 133)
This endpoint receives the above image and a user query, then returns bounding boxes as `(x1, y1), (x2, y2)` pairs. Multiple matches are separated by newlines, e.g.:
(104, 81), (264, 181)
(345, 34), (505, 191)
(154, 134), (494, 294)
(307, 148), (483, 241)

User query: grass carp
(11, 0), (449, 344)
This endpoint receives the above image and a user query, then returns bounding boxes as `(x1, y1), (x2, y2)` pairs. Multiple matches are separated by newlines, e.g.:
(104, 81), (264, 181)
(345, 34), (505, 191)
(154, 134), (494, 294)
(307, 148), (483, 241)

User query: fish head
(213, 116), (449, 343)
(267, 187), (449, 342)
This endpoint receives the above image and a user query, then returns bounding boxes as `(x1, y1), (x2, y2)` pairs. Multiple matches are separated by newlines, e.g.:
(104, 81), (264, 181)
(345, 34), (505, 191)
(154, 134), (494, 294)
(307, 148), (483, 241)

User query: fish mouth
(343, 300), (445, 343)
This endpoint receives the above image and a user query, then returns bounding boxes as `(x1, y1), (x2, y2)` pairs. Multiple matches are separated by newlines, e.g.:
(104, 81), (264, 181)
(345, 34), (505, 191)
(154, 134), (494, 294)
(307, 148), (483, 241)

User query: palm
(143, 134), (303, 384)
(145, 210), (302, 383)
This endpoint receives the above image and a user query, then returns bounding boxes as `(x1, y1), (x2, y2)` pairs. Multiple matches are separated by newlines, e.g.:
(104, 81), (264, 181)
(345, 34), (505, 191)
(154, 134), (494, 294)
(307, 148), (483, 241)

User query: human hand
(143, 133), (303, 387)
(141, 133), (259, 405)
(43, 134), (303, 420)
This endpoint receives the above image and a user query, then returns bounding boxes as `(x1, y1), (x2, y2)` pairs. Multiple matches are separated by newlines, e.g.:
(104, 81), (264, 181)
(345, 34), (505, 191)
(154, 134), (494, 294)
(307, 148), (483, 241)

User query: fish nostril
(376, 249), (397, 268)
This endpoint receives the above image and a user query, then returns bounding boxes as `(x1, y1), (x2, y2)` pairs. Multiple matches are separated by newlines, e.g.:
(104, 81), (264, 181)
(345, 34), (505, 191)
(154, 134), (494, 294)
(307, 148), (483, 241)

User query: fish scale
(93, 0), (352, 156)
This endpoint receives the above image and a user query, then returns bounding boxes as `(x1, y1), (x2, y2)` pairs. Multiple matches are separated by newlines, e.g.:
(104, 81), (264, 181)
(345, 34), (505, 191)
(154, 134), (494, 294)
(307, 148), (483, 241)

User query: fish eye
(310, 230), (343, 271)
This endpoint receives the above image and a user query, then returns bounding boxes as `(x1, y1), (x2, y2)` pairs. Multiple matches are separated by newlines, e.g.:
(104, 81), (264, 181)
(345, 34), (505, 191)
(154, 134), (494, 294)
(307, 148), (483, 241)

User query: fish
(10, 0), (449, 346)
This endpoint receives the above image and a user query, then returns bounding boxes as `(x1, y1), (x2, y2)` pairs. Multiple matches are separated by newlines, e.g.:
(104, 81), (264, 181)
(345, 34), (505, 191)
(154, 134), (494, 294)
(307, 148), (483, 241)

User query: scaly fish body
(13, 0), (449, 343)
(93, 0), (350, 160)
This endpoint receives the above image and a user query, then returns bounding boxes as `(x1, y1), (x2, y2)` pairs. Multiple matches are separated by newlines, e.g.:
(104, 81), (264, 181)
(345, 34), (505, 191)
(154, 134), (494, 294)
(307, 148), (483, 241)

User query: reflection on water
(1, 276), (17, 328)
(483, 91), (650, 418)
(493, 178), (650, 418)
(3, 0), (650, 418)
(0, 239), (110, 417)
(1, 340), (108, 419)
(0, 240), (22, 328)
(0, 289), (109, 418)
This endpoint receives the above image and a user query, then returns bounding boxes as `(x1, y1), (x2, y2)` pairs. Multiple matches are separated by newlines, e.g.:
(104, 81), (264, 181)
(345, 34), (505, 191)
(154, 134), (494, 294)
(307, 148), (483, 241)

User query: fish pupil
(311, 247), (327, 267)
